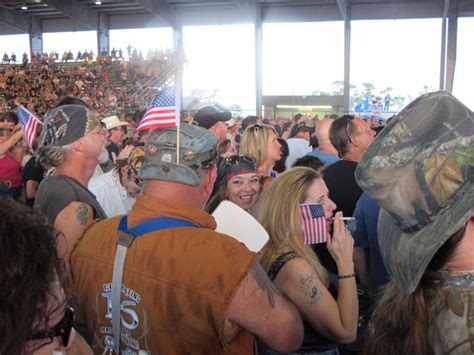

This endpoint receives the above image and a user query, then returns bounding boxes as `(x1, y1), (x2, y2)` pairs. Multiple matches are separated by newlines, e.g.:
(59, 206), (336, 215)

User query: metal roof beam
(133, 0), (174, 26)
(336, 0), (348, 21)
(43, 0), (99, 30)
(0, 7), (32, 33)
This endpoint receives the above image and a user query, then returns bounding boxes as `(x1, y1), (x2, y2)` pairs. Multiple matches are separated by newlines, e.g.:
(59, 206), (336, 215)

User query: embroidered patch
(147, 144), (158, 154)
(161, 153), (172, 162)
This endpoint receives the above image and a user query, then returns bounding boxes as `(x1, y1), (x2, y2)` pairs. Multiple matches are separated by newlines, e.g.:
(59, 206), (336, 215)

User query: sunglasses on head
(246, 123), (274, 137)
(218, 155), (255, 175)
(343, 115), (354, 143)
(223, 155), (255, 167)
(29, 306), (75, 348)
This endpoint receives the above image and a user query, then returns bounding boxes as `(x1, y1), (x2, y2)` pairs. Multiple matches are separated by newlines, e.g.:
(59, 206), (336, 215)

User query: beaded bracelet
(338, 273), (356, 279)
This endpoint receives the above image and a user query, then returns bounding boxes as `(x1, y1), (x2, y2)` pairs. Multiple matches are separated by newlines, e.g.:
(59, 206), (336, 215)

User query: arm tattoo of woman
(76, 203), (88, 225)
(250, 262), (280, 308)
(300, 275), (321, 305)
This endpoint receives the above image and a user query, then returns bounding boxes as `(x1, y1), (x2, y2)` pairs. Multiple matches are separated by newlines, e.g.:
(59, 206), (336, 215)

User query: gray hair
(37, 144), (73, 169)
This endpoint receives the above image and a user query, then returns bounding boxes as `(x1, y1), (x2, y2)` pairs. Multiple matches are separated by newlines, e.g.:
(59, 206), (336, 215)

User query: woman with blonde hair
(255, 167), (358, 354)
(239, 124), (281, 190)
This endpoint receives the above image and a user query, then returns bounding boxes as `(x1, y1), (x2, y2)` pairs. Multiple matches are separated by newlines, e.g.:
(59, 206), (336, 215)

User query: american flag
(16, 106), (42, 149)
(299, 203), (327, 245)
(136, 86), (178, 132)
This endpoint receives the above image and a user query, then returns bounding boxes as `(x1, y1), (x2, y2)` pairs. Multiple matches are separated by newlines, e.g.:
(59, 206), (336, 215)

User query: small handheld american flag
(16, 106), (42, 149)
(135, 86), (179, 132)
(299, 203), (328, 245)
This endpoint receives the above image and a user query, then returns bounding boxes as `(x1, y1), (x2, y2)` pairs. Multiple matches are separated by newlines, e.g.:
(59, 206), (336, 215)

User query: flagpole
(175, 82), (181, 165)
(176, 127), (180, 164)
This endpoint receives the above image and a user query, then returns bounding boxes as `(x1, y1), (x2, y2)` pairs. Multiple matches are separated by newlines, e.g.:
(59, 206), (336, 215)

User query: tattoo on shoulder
(75, 203), (88, 226)
(299, 275), (321, 305)
(250, 262), (280, 308)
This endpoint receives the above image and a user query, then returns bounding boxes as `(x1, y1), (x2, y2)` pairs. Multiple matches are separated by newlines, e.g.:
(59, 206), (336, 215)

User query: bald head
(316, 118), (338, 154)
(316, 118), (334, 143)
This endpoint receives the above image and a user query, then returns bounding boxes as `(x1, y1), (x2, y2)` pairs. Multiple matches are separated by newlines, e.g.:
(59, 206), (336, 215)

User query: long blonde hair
(239, 124), (275, 168)
(254, 167), (328, 285)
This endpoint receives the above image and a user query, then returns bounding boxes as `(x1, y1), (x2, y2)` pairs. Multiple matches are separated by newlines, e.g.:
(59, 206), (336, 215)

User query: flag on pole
(299, 203), (328, 245)
(136, 86), (179, 132)
(16, 106), (42, 149)
(354, 98), (369, 112)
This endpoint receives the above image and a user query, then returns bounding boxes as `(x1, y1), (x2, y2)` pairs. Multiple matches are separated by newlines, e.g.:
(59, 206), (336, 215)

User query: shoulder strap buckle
(117, 230), (134, 248)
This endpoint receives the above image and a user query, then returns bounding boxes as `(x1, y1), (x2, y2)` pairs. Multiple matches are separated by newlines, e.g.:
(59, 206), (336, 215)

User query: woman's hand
(327, 211), (354, 272)
(112, 144), (134, 163)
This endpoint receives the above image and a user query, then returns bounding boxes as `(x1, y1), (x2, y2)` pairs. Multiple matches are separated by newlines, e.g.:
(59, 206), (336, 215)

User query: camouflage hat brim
(378, 170), (474, 295)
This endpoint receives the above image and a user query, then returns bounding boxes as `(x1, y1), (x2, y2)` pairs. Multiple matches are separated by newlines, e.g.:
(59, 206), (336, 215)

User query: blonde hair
(239, 124), (275, 167)
(254, 167), (328, 285)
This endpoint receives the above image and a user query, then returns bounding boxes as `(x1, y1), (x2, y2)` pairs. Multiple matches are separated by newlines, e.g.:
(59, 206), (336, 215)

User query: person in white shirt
(285, 124), (312, 170)
(88, 146), (144, 217)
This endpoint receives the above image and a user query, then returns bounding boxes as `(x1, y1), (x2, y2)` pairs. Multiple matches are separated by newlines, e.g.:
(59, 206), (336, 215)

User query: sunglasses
(246, 123), (274, 137)
(223, 155), (255, 167)
(29, 306), (75, 347)
(343, 115), (354, 143)
(218, 155), (256, 175)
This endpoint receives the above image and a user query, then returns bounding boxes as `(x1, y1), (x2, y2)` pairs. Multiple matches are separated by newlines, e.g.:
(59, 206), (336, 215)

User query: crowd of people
(0, 57), (472, 355)
(0, 49), (179, 121)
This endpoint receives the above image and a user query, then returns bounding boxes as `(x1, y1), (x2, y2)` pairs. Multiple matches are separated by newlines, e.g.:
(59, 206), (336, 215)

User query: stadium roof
(1, 0), (473, 35)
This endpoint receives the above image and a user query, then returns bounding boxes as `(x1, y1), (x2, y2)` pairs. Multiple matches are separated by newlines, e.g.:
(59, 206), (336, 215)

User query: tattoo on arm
(300, 275), (321, 305)
(75, 203), (89, 225)
(250, 262), (280, 308)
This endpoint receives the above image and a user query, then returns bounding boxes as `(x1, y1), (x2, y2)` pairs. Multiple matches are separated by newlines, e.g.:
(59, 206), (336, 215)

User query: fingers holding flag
(15, 106), (43, 150)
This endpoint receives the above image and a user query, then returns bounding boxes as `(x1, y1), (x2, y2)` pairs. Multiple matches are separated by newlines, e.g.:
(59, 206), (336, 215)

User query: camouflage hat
(355, 91), (474, 295)
(139, 124), (219, 186)
(39, 105), (101, 147)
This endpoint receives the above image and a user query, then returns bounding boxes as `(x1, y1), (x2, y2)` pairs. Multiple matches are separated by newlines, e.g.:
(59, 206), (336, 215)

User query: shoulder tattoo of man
(76, 203), (88, 225)
(300, 275), (321, 305)
(250, 262), (280, 308)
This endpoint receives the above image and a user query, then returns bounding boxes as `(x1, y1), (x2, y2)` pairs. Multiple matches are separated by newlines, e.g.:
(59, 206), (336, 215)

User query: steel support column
(255, 4), (263, 117)
(439, 0), (449, 90)
(445, 4), (458, 93)
(343, 17), (351, 113)
(98, 13), (109, 56)
(30, 18), (43, 54)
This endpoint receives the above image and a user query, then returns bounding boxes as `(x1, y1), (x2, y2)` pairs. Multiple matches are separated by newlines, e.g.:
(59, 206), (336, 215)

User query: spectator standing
(71, 124), (304, 354)
(88, 146), (144, 217)
(0, 126), (23, 199)
(240, 124), (282, 190)
(22, 151), (46, 208)
(285, 124), (312, 170)
(102, 115), (130, 162)
(360, 91), (474, 354)
(0, 199), (93, 355)
(193, 106), (232, 143)
(35, 105), (107, 268)
(308, 118), (340, 169)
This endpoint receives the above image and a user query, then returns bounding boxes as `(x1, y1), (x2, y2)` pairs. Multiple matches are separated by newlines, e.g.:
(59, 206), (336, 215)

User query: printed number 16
(102, 292), (139, 330)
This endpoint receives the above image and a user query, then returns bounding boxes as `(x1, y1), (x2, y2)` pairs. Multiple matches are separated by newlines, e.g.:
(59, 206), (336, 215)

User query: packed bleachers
(0, 49), (180, 118)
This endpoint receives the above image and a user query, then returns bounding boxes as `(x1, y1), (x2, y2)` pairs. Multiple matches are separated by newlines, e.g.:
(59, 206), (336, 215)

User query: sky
(1, 17), (473, 113)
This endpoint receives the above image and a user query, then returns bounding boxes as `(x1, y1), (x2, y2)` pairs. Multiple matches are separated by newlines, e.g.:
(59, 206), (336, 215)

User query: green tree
(331, 80), (344, 95)
(351, 87), (364, 107)
(380, 87), (393, 95)
(391, 95), (405, 109)
(362, 82), (376, 100)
